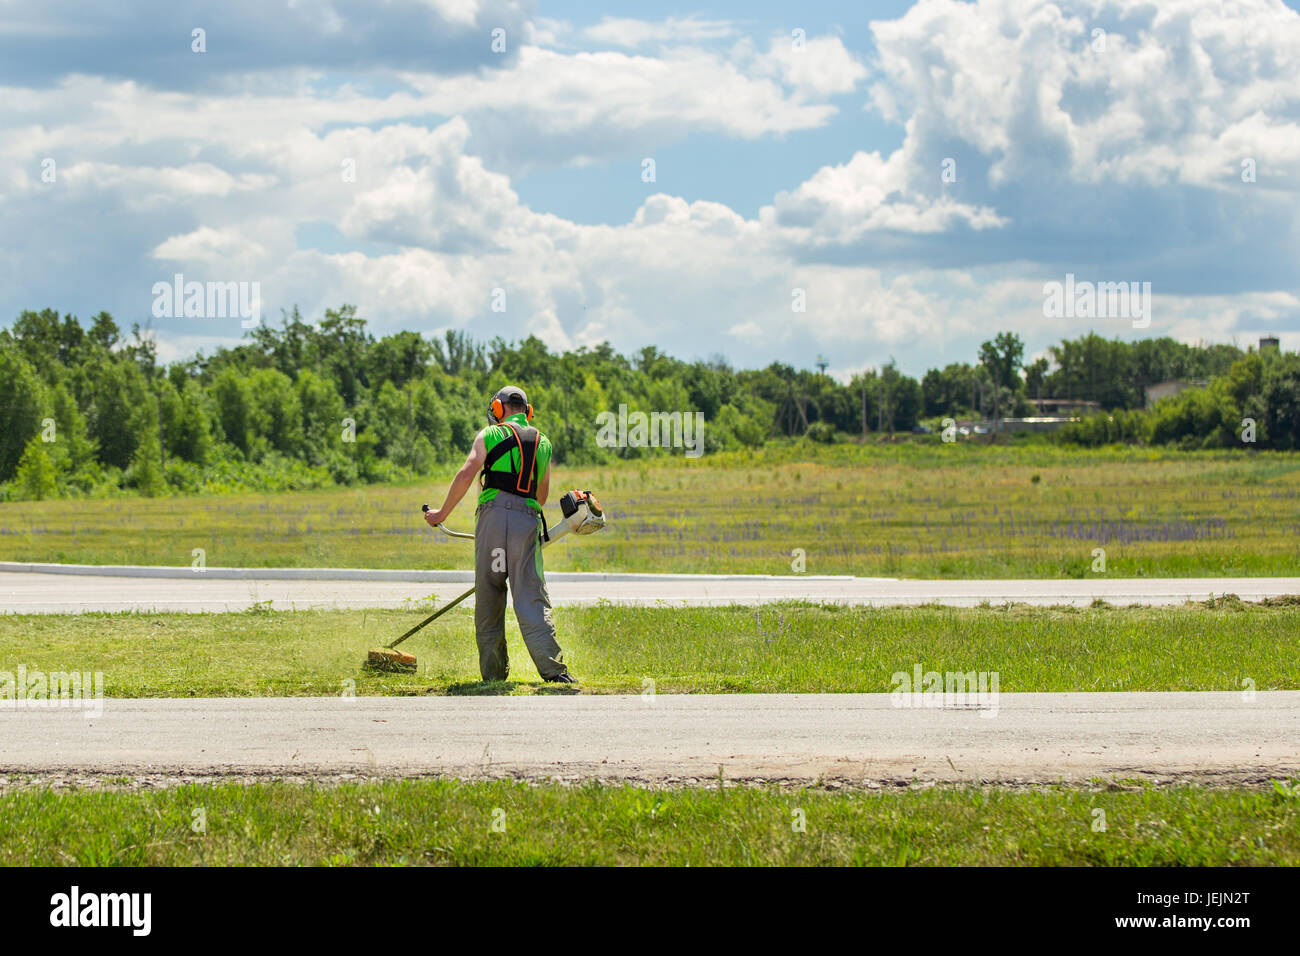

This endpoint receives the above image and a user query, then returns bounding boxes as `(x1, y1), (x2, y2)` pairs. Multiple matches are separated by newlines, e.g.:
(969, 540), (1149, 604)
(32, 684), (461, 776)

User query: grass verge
(1, 600), (1297, 696)
(1, 779), (1296, 866)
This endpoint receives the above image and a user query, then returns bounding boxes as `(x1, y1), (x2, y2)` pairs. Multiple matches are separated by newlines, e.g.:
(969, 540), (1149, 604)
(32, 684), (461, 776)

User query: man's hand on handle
(423, 433), (487, 530)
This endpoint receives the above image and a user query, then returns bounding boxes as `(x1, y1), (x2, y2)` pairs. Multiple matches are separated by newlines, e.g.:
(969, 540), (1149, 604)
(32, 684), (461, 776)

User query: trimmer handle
(424, 503), (475, 540)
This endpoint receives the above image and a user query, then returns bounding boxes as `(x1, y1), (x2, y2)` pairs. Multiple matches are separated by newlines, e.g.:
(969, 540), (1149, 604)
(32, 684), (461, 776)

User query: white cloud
(401, 44), (842, 165)
(867, 0), (1300, 191)
(766, 149), (1009, 241)
(582, 16), (739, 48)
(759, 33), (868, 97)
(153, 226), (271, 266)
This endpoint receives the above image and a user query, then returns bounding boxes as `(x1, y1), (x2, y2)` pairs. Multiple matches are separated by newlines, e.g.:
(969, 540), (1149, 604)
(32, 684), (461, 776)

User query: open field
(1, 778), (1295, 866)
(1, 600), (1296, 696)
(1, 445), (1298, 577)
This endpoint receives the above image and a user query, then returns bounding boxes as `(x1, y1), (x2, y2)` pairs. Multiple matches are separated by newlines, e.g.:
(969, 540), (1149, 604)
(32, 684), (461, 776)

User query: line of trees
(2, 306), (1297, 500)
(919, 331), (1253, 420)
(1057, 349), (1300, 450)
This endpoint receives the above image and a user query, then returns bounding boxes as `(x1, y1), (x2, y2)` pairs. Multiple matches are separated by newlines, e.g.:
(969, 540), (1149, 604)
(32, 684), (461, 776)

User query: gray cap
(494, 385), (528, 407)
(490, 385), (530, 422)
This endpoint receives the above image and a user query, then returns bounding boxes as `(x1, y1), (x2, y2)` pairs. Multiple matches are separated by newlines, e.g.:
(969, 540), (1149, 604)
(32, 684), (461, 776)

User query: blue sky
(1, 0), (1298, 379)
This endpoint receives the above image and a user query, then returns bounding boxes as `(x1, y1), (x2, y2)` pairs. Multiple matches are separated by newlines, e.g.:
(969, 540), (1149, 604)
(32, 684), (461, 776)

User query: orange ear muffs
(489, 397), (532, 422)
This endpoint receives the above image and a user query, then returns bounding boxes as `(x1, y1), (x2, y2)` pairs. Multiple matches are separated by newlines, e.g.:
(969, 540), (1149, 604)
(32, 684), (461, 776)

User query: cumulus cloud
(758, 33), (868, 97)
(1, 0), (1298, 377)
(0, 0), (530, 88)
(153, 225), (272, 266)
(766, 149), (1008, 242)
(866, 0), (1300, 191)
(754, 0), (1300, 294)
(402, 43), (843, 169)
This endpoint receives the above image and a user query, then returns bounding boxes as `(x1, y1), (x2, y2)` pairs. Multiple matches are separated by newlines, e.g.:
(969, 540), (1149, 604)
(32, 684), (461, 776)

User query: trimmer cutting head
(364, 647), (417, 673)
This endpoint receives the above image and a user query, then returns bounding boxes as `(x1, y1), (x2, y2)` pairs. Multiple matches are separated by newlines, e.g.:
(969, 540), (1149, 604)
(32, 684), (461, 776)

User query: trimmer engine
(559, 489), (605, 535)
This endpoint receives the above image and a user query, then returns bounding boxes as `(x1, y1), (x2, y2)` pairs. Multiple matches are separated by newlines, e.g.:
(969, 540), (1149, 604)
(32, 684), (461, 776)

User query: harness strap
(481, 421), (539, 499)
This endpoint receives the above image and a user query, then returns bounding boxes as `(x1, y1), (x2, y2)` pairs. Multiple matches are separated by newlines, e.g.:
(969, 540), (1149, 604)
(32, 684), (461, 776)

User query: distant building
(1260, 336), (1280, 353)
(1145, 380), (1208, 409)
(1029, 397), (1100, 416)
(999, 416), (1084, 433)
(955, 409), (1090, 434)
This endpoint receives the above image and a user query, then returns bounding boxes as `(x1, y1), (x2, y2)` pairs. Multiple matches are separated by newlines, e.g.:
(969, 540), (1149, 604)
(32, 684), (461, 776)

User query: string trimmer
(364, 490), (606, 672)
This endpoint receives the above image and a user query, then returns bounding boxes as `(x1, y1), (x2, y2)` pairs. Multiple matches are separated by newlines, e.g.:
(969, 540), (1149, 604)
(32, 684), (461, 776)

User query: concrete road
(2, 693), (1296, 785)
(3, 564), (1298, 613)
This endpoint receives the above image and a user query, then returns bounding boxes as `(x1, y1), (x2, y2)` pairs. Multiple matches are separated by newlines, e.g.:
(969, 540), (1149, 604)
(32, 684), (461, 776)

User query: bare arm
(424, 434), (486, 527)
(537, 463), (550, 506)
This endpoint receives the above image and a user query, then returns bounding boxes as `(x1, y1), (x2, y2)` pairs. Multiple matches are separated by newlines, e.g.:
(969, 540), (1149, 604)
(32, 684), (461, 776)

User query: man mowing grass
(423, 385), (575, 684)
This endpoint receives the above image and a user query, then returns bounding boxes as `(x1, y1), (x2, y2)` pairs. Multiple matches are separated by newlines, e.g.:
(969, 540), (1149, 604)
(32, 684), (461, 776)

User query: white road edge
(2, 563), (1299, 613)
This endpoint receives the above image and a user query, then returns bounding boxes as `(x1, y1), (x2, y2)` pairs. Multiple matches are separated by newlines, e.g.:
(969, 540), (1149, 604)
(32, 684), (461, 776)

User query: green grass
(1, 444), (1298, 577)
(2, 601), (1296, 697)
(2, 778), (1296, 865)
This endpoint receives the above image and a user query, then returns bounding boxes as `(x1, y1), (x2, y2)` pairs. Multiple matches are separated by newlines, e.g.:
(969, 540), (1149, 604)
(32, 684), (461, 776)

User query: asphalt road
(2, 692), (1296, 785)
(3, 565), (1299, 613)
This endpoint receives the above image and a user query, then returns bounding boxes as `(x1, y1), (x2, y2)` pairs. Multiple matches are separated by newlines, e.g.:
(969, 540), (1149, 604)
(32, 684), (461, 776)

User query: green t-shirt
(476, 413), (551, 512)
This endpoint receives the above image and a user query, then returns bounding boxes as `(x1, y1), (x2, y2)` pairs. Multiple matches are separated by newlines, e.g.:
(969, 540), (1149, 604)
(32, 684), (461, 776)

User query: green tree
(922, 363), (977, 417)
(1024, 357), (1049, 401)
(48, 382), (95, 468)
(0, 347), (47, 480)
(431, 329), (487, 375)
(979, 332), (1025, 392)
(248, 368), (304, 456)
(85, 359), (151, 469)
(879, 363), (922, 432)
(249, 307), (314, 378)
(1261, 352), (1300, 450)
(212, 367), (254, 455)
(9, 308), (67, 378)
(128, 432), (167, 497)
(87, 312), (121, 350)
(367, 331), (433, 388)
(160, 379), (213, 464)
(1047, 333), (1134, 408)
(316, 305), (371, 406)
(15, 436), (58, 500)
(297, 369), (347, 463)
(410, 375), (452, 458)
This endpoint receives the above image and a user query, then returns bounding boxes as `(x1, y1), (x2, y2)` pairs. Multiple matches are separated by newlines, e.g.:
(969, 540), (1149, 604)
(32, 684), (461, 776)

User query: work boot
(545, 672), (576, 684)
